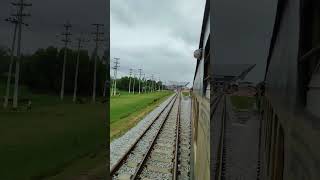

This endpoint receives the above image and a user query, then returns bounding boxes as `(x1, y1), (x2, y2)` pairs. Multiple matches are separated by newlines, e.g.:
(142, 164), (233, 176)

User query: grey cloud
(0, 0), (107, 54)
(111, 0), (205, 85)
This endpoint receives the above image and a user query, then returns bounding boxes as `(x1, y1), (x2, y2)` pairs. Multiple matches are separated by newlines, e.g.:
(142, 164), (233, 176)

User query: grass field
(182, 91), (190, 97)
(0, 84), (106, 180)
(110, 90), (172, 140)
(230, 95), (256, 110)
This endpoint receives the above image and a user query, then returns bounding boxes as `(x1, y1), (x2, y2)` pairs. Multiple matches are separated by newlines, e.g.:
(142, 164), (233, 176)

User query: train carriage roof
(193, 0), (209, 81)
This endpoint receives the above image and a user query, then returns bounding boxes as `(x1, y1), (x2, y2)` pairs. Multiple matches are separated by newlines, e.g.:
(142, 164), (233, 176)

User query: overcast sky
(111, 0), (206, 85)
(212, 0), (277, 83)
(0, 0), (106, 55)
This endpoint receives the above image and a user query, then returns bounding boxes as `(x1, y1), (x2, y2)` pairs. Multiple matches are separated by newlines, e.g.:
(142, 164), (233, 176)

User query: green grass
(45, 150), (107, 180)
(110, 90), (172, 140)
(230, 95), (255, 110)
(0, 84), (106, 180)
(182, 91), (190, 97)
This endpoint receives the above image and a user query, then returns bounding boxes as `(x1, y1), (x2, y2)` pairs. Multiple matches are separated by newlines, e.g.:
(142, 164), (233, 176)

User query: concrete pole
(114, 66), (118, 96)
(129, 68), (132, 93)
(60, 22), (72, 101)
(138, 69), (142, 94)
(133, 72), (136, 94)
(113, 69), (117, 96)
(103, 49), (109, 97)
(92, 24), (104, 102)
(112, 58), (119, 96)
(73, 39), (81, 102)
(149, 77), (152, 93)
(142, 73), (145, 93)
(92, 48), (98, 102)
(60, 41), (68, 100)
(3, 20), (17, 108)
(13, 1), (23, 108)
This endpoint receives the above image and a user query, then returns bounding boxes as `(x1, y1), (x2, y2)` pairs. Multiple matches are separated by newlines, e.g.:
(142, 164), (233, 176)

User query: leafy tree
(17, 46), (106, 97)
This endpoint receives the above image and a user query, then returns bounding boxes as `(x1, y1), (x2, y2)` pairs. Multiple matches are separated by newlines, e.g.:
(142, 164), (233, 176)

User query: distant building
(166, 82), (189, 91)
(213, 64), (256, 86)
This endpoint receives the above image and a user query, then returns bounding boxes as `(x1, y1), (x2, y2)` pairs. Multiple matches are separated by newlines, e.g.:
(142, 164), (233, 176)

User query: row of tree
(111, 76), (165, 93)
(0, 46), (107, 99)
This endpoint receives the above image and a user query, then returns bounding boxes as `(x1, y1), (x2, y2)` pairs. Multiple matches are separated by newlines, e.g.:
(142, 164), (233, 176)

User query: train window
(203, 39), (210, 97)
(193, 99), (199, 143)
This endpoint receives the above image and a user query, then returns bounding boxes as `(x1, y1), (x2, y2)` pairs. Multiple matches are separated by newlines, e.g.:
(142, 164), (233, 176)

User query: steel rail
(110, 94), (177, 176)
(132, 93), (180, 179)
(210, 93), (223, 120)
(216, 95), (227, 180)
(173, 92), (182, 180)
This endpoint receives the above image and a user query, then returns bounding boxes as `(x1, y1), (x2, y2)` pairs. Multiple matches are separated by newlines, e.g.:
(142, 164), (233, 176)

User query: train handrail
(299, 46), (320, 63)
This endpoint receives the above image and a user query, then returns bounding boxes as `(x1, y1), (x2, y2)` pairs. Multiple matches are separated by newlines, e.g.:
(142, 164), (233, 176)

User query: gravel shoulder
(110, 94), (175, 169)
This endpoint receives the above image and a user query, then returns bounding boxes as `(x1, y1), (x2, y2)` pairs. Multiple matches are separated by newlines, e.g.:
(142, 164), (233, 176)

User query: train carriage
(259, 0), (320, 179)
(191, 0), (210, 179)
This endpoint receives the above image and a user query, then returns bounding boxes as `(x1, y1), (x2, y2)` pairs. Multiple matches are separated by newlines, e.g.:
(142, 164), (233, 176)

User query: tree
(17, 46), (106, 99)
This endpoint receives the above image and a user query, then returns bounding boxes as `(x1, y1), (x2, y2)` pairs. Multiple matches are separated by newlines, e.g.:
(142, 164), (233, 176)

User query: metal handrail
(299, 46), (320, 63)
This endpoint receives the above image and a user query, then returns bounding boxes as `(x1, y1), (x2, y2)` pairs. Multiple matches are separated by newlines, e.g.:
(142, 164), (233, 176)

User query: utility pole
(151, 74), (154, 93)
(11, 0), (31, 109)
(73, 36), (89, 102)
(158, 77), (161, 91)
(111, 69), (114, 96)
(3, 17), (27, 108)
(92, 23), (104, 102)
(146, 76), (149, 93)
(112, 58), (120, 96)
(161, 80), (164, 91)
(148, 76), (151, 93)
(138, 69), (142, 94)
(102, 48), (109, 97)
(142, 73), (146, 93)
(133, 71), (136, 94)
(60, 21), (72, 101)
(129, 68), (133, 93)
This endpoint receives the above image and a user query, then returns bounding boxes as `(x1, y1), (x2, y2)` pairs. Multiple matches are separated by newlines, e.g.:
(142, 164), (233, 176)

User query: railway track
(213, 94), (227, 180)
(111, 92), (190, 180)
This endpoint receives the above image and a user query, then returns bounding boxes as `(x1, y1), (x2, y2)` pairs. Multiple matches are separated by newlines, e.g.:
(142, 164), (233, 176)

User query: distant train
(259, 0), (320, 180)
(191, 0), (210, 179)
